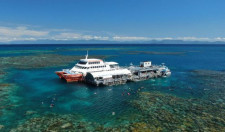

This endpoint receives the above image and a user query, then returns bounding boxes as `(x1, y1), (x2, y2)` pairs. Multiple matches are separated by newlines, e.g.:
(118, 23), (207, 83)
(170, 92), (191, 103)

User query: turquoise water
(0, 44), (225, 131)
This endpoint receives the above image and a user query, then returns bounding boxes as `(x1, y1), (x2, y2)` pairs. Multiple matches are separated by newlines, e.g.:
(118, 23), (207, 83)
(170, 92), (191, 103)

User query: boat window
(89, 61), (100, 64)
(78, 61), (87, 65)
(110, 64), (118, 68)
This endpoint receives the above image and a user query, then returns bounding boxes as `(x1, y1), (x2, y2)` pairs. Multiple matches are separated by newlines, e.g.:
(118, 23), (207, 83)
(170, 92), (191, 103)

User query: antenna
(85, 50), (88, 59)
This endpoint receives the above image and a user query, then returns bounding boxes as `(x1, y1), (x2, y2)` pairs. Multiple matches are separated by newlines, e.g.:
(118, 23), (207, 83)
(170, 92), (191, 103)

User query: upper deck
(70, 55), (120, 74)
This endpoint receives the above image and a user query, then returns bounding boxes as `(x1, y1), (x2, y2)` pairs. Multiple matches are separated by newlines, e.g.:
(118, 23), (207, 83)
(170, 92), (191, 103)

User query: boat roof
(89, 69), (131, 78)
(141, 61), (151, 62)
(129, 66), (155, 71)
(104, 62), (118, 65)
(80, 58), (102, 62)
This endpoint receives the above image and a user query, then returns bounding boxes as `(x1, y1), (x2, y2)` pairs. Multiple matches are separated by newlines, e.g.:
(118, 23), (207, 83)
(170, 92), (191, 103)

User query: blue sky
(0, 0), (225, 43)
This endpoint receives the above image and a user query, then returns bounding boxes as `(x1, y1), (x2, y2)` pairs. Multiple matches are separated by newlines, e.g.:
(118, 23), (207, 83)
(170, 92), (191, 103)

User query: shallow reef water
(0, 44), (225, 131)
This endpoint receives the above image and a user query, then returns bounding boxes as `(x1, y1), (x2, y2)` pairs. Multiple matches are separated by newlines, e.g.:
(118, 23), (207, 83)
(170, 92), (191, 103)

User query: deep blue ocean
(0, 44), (225, 131)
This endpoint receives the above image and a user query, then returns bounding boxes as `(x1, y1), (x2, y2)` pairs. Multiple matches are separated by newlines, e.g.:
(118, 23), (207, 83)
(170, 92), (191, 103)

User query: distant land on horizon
(1, 39), (225, 45)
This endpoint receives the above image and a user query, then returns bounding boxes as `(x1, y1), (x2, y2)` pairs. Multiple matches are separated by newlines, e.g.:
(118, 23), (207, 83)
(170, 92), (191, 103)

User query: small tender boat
(55, 71), (83, 82)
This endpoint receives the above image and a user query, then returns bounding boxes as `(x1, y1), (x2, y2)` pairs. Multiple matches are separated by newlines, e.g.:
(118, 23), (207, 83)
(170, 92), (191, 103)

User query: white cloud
(0, 37), (37, 42)
(0, 25), (225, 43)
(214, 37), (225, 41)
(51, 33), (109, 41)
(112, 36), (225, 42)
(0, 26), (49, 37)
(113, 36), (179, 41)
(113, 36), (151, 41)
(176, 37), (210, 41)
(0, 26), (110, 42)
(0, 26), (49, 42)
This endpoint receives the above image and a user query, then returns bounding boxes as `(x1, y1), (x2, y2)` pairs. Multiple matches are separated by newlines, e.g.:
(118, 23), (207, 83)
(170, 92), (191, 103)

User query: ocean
(0, 44), (224, 131)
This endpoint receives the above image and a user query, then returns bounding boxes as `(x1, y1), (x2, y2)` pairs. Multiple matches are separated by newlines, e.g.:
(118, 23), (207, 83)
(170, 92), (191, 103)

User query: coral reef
(0, 124), (4, 130)
(0, 71), (22, 132)
(5, 69), (225, 132)
(0, 47), (128, 55)
(131, 91), (225, 131)
(1, 48), (225, 132)
(0, 72), (20, 117)
(25, 110), (38, 116)
(0, 69), (7, 80)
(122, 51), (187, 55)
(10, 112), (153, 132)
(56, 47), (130, 51)
(0, 53), (112, 131)
(0, 54), (111, 69)
(191, 70), (225, 102)
(0, 49), (54, 55)
(10, 113), (101, 132)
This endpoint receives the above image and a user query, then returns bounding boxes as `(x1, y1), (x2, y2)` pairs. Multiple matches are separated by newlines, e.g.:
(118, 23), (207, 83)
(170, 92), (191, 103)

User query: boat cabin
(140, 61), (151, 67)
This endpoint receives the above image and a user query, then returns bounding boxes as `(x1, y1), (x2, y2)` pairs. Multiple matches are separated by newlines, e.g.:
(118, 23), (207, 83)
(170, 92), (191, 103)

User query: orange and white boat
(55, 51), (121, 82)
(55, 71), (84, 82)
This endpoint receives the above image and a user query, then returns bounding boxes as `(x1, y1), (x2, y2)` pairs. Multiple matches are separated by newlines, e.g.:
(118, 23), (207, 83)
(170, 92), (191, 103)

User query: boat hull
(55, 71), (83, 83)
